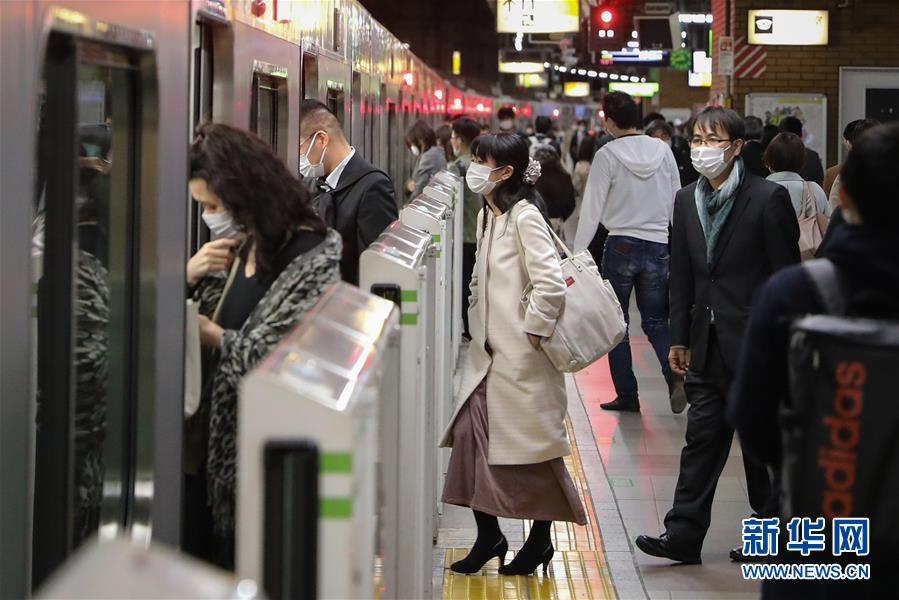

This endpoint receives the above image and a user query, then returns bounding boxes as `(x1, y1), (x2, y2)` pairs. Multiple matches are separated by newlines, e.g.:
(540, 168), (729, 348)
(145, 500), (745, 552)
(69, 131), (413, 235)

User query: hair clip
(523, 157), (542, 185)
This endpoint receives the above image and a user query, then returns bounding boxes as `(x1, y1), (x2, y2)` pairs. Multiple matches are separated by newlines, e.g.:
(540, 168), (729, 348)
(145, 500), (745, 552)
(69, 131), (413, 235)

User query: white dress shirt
(325, 147), (356, 189)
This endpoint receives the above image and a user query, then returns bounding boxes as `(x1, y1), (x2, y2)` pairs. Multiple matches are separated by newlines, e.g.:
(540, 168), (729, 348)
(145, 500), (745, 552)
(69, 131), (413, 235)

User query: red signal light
(600, 9), (614, 24)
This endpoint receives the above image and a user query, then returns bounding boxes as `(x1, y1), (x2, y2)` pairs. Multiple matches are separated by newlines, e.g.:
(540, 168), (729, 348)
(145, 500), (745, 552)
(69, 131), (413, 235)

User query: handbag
(184, 255), (240, 417)
(798, 181), (829, 261)
(516, 212), (627, 373)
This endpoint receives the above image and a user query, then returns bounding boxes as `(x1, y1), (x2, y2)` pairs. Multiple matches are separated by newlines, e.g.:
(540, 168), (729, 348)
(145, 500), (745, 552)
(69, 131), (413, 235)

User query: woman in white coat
(440, 133), (587, 577)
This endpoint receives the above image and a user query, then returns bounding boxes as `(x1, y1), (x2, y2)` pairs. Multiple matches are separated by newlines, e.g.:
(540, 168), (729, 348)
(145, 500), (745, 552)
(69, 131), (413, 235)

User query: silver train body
(0, 0), (595, 595)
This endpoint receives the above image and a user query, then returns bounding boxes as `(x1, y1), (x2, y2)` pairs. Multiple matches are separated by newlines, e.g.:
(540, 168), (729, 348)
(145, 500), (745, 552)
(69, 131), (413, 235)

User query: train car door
(29, 9), (162, 589)
(351, 70), (363, 148)
(188, 1), (233, 256)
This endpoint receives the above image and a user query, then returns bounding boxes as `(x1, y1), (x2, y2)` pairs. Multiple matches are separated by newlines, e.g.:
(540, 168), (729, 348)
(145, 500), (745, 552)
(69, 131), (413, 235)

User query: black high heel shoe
(450, 536), (508, 574)
(498, 543), (554, 576)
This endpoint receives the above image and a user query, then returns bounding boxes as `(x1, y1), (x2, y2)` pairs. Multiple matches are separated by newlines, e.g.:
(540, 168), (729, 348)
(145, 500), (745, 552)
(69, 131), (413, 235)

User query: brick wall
(710, 0), (899, 164)
(658, 67), (711, 110)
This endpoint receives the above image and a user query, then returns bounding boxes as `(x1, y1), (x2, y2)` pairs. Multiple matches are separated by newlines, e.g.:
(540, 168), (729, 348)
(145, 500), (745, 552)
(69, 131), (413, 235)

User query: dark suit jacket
(329, 152), (398, 285)
(799, 147), (824, 186)
(669, 173), (800, 373)
(740, 140), (769, 178)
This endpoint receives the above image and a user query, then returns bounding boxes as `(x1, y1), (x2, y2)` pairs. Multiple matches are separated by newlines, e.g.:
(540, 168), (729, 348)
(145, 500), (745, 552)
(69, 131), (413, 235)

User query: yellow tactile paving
(440, 420), (617, 599)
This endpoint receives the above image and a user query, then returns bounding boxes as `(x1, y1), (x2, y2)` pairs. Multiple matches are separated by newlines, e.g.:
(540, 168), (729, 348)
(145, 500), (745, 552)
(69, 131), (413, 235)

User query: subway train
(0, 0), (598, 596)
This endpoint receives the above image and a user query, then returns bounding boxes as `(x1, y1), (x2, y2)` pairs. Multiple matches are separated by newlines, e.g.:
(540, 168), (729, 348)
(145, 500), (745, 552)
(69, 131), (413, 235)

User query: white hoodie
(574, 135), (681, 250)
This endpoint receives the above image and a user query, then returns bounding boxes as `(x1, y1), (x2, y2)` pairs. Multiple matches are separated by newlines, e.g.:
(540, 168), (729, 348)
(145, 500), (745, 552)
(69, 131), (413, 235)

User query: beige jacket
(440, 200), (570, 465)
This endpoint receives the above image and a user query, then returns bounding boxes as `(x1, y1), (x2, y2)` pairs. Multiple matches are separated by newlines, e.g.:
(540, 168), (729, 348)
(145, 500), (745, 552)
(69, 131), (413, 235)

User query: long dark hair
(189, 122), (326, 282)
(405, 119), (437, 152)
(470, 133), (539, 219)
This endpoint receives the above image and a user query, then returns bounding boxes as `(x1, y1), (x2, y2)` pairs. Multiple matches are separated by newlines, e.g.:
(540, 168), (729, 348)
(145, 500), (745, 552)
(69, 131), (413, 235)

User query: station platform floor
(434, 308), (762, 599)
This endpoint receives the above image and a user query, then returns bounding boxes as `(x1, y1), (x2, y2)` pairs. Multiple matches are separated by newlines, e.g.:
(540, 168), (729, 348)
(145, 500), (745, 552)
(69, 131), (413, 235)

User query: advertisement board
(497, 0), (579, 33)
(745, 93), (828, 166)
(748, 10), (828, 46)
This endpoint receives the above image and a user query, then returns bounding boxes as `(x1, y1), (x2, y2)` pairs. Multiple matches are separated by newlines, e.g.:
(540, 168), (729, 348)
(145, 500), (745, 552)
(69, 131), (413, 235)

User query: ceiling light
(610, 73), (619, 80)
(631, 30), (638, 39)
(587, 70), (597, 77)
(599, 72), (608, 78)
(543, 62), (550, 68)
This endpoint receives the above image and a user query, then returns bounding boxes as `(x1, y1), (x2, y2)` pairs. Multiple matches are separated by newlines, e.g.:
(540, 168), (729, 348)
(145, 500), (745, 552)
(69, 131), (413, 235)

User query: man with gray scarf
(635, 107), (799, 564)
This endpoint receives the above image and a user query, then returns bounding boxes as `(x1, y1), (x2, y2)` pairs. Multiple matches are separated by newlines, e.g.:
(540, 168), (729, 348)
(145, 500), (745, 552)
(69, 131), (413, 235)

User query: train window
(326, 85), (345, 129)
(302, 53), (318, 101)
(189, 21), (215, 256)
(250, 62), (289, 161)
(33, 32), (148, 588)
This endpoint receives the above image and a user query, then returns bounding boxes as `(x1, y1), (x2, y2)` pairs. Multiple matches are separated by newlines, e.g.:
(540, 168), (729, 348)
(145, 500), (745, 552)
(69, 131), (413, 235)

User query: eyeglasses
(690, 136), (732, 148)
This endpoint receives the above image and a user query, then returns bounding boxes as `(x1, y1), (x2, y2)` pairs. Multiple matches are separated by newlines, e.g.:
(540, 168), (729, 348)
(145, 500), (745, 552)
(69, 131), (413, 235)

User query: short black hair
(405, 119), (437, 150)
(763, 132), (806, 173)
(841, 122), (899, 231)
(844, 118), (880, 145)
(761, 124), (779, 150)
(694, 106), (745, 142)
(645, 119), (673, 139)
(642, 112), (666, 128)
(602, 91), (641, 130)
(744, 116), (764, 141)
(470, 132), (537, 215)
(778, 116), (803, 137)
(300, 98), (344, 139)
(451, 116), (480, 146)
(534, 115), (553, 134)
(497, 106), (516, 121)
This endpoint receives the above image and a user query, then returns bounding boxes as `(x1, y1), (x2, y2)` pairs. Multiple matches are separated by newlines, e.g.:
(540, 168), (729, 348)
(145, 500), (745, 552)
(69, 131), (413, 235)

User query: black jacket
(740, 140), (769, 178)
(321, 152), (398, 285)
(799, 147), (824, 186)
(669, 172), (800, 373)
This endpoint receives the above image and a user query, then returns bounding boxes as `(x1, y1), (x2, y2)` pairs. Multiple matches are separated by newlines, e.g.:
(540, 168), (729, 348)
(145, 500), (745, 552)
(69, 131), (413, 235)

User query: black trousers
(461, 242), (476, 338)
(664, 327), (772, 548)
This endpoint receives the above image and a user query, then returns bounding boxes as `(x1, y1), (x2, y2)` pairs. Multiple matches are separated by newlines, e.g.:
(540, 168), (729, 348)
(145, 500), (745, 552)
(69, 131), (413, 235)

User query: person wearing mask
(728, 122), (899, 599)
(635, 107), (799, 565)
(740, 115), (768, 178)
(299, 99), (397, 285)
(448, 116), (482, 338)
(567, 118), (589, 166)
(532, 146), (576, 235)
(645, 119), (673, 144)
(405, 119), (447, 200)
(566, 133), (597, 246)
(436, 123), (455, 163)
(778, 116), (824, 186)
(764, 132), (831, 217)
(496, 106), (518, 135)
(187, 123), (342, 567)
(826, 118), (879, 210)
(529, 115), (562, 155)
(440, 133), (586, 577)
(574, 91), (684, 414)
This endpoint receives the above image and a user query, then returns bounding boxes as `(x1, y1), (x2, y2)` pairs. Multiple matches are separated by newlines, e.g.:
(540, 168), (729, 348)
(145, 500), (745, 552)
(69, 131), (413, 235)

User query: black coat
(324, 153), (398, 285)
(799, 147), (824, 186)
(669, 172), (800, 373)
(740, 140), (769, 178)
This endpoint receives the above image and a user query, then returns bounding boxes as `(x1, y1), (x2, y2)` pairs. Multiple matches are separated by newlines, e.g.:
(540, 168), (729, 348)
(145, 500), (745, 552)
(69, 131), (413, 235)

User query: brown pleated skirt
(442, 378), (587, 524)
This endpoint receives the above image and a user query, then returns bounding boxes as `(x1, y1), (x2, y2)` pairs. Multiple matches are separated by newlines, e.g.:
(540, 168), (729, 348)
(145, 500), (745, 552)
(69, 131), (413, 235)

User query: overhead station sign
(748, 10), (828, 46)
(497, 0), (579, 33)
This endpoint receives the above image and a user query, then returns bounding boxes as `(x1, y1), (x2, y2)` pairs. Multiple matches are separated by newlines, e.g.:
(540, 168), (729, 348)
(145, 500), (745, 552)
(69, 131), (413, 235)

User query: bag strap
(211, 253), (242, 324)
(512, 202), (566, 276)
(802, 258), (847, 316)
(801, 181), (815, 217)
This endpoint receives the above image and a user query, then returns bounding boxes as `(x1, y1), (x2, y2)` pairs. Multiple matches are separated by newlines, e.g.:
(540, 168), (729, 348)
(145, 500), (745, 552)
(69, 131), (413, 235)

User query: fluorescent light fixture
(599, 72), (609, 78)
(629, 76), (639, 82)
(608, 81), (660, 97)
(498, 61), (544, 73)
(563, 81), (591, 97)
(543, 61), (550, 68)
(609, 73), (619, 80)
(558, 66), (568, 73)
(587, 70), (597, 77)
(627, 41), (640, 48)
(577, 69), (587, 75)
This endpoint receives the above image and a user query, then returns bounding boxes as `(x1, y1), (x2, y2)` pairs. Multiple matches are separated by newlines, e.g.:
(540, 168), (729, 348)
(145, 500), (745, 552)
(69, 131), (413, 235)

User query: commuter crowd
(183, 91), (898, 596)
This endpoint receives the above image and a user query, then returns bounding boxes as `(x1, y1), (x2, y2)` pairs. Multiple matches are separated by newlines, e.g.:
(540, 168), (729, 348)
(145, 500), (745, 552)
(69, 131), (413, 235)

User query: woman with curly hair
(439, 133), (586, 578)
(185, 123), (342, 567)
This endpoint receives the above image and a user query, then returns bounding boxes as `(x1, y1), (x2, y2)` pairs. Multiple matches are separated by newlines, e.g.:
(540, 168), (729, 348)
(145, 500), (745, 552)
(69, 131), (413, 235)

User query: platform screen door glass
(32, 36), (141, 587)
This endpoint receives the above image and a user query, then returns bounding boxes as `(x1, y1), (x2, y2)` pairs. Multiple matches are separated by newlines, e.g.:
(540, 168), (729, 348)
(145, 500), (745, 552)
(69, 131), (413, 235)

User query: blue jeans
(601, 235), (672, 400)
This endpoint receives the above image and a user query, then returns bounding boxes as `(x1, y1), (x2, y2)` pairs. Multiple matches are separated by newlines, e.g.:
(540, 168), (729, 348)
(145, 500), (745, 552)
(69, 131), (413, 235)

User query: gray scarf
(694, 157), (744, 263)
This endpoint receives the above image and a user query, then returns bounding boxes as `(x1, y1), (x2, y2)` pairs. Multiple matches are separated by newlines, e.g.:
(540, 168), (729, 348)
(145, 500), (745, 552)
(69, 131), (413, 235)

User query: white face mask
(691, 145), (732, 180)
(299, 132), (327, 179)
(499, 119), (514, 131)
(410, 144), (420, 157)
(466, 162), (503, 195)
(202, 210), (241, 239)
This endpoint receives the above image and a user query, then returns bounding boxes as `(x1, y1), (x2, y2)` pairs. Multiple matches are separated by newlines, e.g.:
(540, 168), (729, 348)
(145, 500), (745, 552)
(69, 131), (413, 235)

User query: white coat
(439, 199), (569, 465)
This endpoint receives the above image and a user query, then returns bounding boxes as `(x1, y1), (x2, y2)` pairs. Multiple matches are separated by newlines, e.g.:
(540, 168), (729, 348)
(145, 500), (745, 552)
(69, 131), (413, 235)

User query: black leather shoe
(729, 546), (766, 563)
(600, 397), (640, 412)
(450, 536), (508, 574)
(635, 533), (702, 564)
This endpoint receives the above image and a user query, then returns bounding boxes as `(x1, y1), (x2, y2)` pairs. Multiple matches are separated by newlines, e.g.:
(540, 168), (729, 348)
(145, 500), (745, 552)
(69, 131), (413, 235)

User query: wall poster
(745, 93), (828, 167)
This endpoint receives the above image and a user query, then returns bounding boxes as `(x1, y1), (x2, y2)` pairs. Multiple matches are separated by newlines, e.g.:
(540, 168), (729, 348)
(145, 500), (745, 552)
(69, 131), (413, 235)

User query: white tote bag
(519, 222), (627, 373)
(184, 300), (202, 417)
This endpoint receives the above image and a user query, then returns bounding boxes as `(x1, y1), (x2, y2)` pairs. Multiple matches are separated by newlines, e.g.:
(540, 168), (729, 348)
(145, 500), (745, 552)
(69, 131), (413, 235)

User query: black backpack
(782, 259), (899, 547)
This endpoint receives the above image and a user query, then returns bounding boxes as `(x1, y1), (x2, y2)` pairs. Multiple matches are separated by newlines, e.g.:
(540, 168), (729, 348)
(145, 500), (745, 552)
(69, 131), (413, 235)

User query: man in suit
(299, 99), (398, 285)
(740, 115), (768, 178)
(778, 116), (824, 186)
(635, 107), (800, 564)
